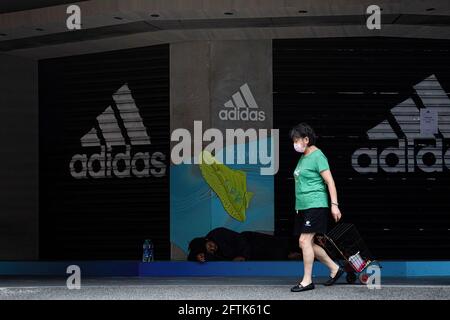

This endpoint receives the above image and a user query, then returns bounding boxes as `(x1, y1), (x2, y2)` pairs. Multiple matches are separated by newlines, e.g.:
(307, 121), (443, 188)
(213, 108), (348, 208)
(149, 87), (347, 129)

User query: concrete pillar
(170, 40), (273, 260)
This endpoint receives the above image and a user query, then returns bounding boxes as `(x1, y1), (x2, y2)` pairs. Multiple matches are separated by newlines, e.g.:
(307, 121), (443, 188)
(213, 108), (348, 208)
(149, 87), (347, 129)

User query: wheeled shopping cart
(316, 223), (381, 284)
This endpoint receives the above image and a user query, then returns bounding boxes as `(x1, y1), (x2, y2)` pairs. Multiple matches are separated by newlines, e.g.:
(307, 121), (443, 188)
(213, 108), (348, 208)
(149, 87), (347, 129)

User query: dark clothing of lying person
(188, 227), (301, 262)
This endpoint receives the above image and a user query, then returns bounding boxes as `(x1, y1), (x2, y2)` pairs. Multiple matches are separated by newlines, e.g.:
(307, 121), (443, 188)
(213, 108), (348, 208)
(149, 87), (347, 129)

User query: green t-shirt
(293, 149), (330, 210)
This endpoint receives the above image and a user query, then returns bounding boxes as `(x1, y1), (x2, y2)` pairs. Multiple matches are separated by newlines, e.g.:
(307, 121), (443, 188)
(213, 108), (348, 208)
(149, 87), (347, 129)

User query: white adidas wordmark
(218, 83), (266, 121)
(70, 84), (166, 179)
(352, 75), (450, 173)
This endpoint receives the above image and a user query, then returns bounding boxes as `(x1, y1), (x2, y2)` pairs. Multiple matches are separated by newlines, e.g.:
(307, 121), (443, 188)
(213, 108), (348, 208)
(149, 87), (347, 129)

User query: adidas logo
(69, 84), (166, 179)
(218, 83), (266, 122)
(352, 74), (450, 173)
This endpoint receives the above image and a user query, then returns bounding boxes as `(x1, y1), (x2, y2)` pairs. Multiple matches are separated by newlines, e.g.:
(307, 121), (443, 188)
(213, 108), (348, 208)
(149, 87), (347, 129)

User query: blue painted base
(0, 261), (449, 277)
(139, 261), (450, 277)
(0, 261), (138, 277)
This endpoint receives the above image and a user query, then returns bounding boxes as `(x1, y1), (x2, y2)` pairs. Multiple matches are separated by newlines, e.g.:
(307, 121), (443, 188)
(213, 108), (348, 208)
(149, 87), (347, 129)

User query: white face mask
(293, 142), (306, 153)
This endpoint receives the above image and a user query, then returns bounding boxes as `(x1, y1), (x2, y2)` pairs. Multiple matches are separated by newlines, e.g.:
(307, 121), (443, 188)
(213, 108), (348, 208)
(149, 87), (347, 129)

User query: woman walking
(290, 123), (343, 292)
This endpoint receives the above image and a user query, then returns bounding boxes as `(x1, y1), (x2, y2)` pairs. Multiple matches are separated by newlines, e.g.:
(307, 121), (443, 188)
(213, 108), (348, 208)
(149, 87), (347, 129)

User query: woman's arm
(320, 169), (342, 222)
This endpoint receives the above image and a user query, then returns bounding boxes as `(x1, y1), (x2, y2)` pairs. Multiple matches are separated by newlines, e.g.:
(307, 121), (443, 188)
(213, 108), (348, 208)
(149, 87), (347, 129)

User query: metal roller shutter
(39, 44), (170, 260)
(274, 38), (450, 259)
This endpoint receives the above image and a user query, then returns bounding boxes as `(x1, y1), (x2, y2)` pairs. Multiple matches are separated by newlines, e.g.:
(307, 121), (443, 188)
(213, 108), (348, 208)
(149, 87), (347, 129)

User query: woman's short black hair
(289, 123), (317, 146)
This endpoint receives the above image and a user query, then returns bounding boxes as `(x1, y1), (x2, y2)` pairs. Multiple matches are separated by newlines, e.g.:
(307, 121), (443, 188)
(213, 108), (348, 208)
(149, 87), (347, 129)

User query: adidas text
(218, 83), (266, 122)
(219, 109), (265, 121)
(70, 145), (166, 179)
(352, 138), (450, 173)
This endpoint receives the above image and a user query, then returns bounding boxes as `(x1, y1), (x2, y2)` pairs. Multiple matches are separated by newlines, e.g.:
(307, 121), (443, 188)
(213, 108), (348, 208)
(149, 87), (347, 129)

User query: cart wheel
(346, 272), (357, 284)
(359, 273), (369, 284)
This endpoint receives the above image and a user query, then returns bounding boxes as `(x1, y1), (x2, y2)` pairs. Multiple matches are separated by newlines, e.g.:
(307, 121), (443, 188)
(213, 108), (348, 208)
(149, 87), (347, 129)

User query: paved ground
(0, 276), (449, 300)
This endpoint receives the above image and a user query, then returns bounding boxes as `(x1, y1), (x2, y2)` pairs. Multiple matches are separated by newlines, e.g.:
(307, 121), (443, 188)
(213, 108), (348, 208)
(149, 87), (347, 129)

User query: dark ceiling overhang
(1, 14), (450, 52)
(1, 0), (449, 59)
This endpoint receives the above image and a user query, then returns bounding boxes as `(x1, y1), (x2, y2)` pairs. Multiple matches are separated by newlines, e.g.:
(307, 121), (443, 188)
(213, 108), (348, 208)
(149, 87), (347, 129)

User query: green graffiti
(199, 150), (253, 222)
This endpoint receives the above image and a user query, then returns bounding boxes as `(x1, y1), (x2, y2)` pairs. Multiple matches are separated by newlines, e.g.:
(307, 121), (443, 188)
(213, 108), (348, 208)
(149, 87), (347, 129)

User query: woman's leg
(299, 233), (315, 286)
(312, 243), (340, 277)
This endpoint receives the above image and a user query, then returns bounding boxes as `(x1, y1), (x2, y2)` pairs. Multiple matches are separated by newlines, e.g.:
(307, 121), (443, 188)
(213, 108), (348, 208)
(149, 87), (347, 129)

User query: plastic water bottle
(142, 240), (149, 262)
(142, 239), (154, 262)
(148, 240), (154, 262)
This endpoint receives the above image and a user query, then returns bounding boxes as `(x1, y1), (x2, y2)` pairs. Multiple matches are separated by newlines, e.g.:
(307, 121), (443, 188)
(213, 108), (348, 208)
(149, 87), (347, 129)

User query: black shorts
(293, 207), (329, 236)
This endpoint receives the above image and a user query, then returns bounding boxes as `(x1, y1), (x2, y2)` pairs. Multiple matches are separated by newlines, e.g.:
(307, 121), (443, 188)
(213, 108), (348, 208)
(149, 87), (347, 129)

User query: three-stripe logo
(70, 84), (166, 179)
(80, 84), (151, 147)
(352, 75), (450, 173)
(218, 83), (266, 122)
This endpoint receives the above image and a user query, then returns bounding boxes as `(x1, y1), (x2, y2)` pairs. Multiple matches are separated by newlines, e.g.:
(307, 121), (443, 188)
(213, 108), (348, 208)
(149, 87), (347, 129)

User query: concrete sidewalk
(0, 276), (449, 300)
